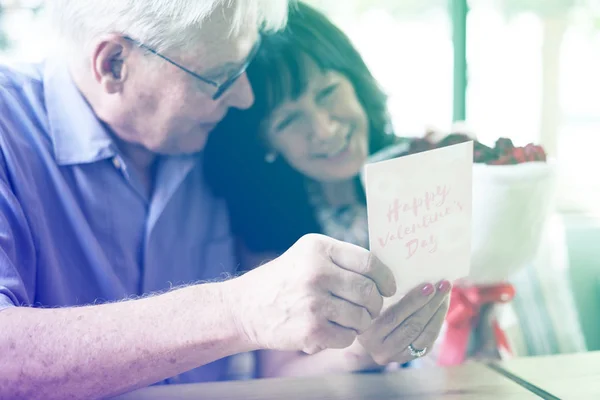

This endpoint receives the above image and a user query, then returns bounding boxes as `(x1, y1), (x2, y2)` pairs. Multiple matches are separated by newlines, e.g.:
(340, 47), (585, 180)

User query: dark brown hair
(204, 1), (395, 253)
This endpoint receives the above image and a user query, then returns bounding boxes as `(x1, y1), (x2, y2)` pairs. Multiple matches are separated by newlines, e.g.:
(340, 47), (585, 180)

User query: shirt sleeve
(0, 152), (37, 313)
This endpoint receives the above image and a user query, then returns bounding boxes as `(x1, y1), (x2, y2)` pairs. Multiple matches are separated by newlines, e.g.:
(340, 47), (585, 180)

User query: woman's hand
(358, 281), (451, 366)
(339, 339), (382, 372)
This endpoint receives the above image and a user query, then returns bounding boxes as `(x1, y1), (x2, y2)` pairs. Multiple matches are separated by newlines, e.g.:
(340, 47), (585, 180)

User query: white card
(365, 142), (473, 298)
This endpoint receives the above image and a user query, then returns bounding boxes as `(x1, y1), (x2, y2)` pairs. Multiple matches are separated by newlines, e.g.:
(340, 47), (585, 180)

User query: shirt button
(112, 157), (122, 170)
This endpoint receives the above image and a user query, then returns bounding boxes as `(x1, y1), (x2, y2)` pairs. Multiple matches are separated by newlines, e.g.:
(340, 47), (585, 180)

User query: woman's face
(263, 62), (369, 182)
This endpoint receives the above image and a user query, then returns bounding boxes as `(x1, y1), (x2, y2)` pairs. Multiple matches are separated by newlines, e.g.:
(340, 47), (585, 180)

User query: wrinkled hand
(358, 281), (451, 365)
(233, 234), (396, 354)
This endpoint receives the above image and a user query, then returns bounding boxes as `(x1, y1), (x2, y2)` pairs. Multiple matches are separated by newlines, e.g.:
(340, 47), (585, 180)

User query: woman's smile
(311, 124), (355, 160)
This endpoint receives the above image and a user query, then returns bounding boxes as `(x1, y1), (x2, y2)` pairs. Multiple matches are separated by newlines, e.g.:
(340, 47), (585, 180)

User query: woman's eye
(275, 113), (300, 132)
(318, 83), (339, 100)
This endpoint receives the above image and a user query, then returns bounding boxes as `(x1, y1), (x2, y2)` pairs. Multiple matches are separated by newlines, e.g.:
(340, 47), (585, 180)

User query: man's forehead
(189, 26), (258, 72)
(192, 5), (259, 69)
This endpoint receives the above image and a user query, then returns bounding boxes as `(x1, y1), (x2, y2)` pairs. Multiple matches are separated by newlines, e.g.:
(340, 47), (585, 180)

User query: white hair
(47, 0), (290, 57)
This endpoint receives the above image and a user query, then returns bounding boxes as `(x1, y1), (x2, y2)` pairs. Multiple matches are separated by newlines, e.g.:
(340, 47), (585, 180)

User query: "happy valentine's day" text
(377, 185), (463, 259)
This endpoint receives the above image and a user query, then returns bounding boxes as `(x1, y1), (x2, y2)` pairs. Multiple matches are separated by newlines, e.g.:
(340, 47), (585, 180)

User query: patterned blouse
(306, 141), (412, 250)
(307, 182), (370, 249)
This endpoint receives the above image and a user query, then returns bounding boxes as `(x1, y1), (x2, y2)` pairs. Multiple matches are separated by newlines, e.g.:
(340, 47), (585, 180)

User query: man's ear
(91, 35), (132, 94)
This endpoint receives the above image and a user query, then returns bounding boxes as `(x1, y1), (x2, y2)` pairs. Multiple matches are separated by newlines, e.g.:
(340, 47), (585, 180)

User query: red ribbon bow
(437, 283), (516, 366)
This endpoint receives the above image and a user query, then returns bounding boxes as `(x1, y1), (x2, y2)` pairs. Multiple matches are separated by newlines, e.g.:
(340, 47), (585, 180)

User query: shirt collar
(43, 58), (116, 165)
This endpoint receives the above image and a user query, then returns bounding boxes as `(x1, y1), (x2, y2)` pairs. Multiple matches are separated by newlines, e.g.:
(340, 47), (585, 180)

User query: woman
(206, 2), (398, 254)
(204, 2), (447, 378)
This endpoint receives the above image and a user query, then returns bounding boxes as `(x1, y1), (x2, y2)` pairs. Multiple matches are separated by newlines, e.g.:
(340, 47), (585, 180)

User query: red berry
(533, 146), (547, 161)
(524, 144), (538, 161)
(512, 148), (527, 163)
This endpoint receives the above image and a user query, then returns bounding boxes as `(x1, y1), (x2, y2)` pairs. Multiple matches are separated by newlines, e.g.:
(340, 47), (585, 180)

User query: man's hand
(230, 234), (396, 355)
(358, 281), (451, 365)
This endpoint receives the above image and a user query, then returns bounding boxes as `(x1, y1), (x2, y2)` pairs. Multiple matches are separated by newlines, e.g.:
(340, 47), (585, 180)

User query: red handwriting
(377, 191), (464, 259)
(406, 236), (438, 258)
(377, 207), (453, 247)
(387, 185), (451, 223)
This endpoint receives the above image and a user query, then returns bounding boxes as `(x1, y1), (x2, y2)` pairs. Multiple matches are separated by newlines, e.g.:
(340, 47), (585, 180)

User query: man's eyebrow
(206, 36), (261, 75)
(204, 61), (241, 76)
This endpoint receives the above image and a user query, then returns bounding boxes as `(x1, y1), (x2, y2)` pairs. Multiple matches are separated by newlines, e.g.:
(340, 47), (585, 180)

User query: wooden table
(490, 351), (600, 400)
(114, 363), (536, 400)
(113, 352), (600, 399)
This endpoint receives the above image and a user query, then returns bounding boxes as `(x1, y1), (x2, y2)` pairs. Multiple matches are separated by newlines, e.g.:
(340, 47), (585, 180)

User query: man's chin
(155, 135), (209, 156)
(200, 122), (219, 133)
(150, 124), (218, 155)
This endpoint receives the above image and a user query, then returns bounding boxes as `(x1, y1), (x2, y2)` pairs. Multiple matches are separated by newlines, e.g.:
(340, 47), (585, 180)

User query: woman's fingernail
(438, 280), (452, 293)
(422, 283), (435, 296)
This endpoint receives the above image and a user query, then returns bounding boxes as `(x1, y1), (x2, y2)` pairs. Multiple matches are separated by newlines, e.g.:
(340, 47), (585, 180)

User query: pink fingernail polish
(438, 280), (451, 293)
(422, 284), (434, 296)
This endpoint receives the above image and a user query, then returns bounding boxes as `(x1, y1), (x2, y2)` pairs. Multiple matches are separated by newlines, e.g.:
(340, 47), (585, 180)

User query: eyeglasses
(124, 35), (261, 100)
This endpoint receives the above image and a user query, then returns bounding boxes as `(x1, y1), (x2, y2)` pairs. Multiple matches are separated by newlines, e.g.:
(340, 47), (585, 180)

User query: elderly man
(0, 1), (449, 399)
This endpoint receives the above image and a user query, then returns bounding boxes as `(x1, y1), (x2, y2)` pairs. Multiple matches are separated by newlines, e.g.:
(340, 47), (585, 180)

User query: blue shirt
(0, 59), (238, 384)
